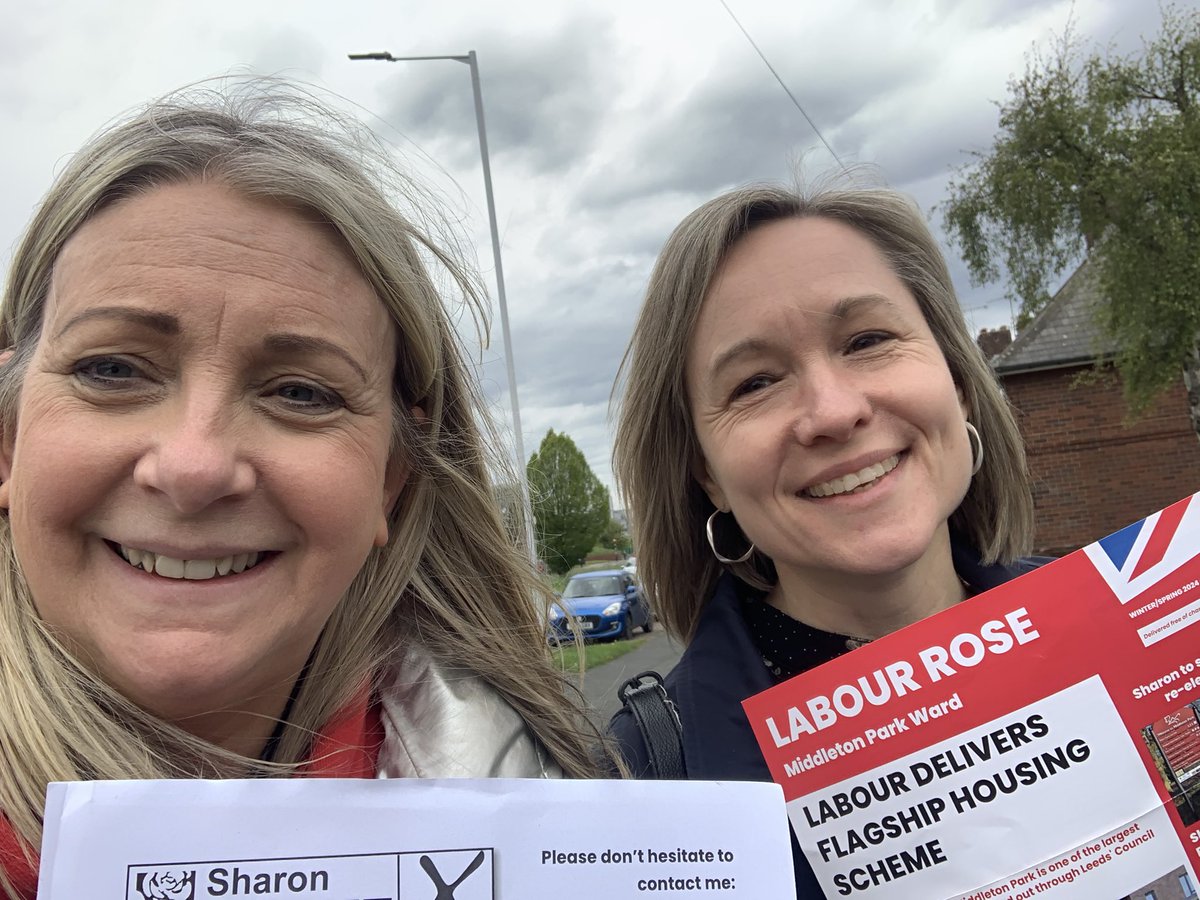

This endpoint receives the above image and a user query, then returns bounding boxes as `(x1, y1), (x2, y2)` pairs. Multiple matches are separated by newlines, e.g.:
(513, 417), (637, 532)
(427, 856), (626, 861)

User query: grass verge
(553, 635), (646, 673)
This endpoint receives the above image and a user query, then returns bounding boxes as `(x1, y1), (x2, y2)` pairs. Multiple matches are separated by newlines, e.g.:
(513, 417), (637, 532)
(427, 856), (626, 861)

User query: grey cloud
(577, 43), (938, 209)
(372, 14), (619, 176)
(0, 15), (38, 110)
(950, 0), (1162, 51)
(508, 268), (642, 410)
(238, 25), (329, 79)
(929, 0), (1066, 30)
(461, 256), (644, 418)
(579, 78), (817, 207)
(840, 97), (1001, 190)
(514, 312), (630, 409)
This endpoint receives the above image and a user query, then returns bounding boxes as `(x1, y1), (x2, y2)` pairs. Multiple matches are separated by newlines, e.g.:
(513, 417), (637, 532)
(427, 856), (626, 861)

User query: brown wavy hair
(613, 182), (1034, 642)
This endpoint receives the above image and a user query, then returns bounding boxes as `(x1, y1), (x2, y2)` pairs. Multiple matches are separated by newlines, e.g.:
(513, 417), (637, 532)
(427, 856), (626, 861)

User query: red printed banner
(743, 492), (1200, 899)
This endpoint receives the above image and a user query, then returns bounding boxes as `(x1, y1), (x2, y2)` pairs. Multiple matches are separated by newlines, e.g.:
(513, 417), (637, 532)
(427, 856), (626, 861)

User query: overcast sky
(2, 0), (1187, 500)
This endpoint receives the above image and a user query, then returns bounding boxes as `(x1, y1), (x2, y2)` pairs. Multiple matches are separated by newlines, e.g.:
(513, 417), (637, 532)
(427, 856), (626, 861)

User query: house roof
(991, 259), (1119, 375)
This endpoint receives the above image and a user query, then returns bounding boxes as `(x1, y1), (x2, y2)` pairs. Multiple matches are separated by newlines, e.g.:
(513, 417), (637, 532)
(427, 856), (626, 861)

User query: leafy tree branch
(943, 5), (1200, 411)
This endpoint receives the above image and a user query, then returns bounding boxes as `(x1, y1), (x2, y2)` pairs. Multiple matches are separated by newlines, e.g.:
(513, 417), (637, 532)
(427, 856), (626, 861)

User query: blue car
(548, 569), (652, 643)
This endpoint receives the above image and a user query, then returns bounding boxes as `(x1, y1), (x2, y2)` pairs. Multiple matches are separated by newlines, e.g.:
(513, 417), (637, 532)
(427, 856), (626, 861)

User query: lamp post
(349, 50), (536, 562)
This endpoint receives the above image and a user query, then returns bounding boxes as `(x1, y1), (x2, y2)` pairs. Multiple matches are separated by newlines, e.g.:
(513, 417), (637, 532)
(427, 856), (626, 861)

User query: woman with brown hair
(609, 182), (1045, 896)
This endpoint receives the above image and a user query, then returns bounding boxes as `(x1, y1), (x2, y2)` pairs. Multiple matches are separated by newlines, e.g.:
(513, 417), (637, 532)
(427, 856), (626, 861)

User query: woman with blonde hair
(608, 182), (1046, 896)
(0, 81), (599, 898)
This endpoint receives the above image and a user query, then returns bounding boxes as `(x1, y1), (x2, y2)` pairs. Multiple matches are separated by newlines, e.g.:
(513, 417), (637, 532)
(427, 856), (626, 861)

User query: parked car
(548, 569), (651, 643)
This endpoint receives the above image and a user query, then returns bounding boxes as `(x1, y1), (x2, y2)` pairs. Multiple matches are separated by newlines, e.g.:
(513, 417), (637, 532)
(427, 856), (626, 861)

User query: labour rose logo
(136, 869), (195, 900)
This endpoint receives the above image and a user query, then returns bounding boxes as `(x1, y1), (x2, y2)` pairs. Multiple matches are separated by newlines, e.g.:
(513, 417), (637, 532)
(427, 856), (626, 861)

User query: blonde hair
(613, 183), (1034, 642)
(0, 81), (602, 878)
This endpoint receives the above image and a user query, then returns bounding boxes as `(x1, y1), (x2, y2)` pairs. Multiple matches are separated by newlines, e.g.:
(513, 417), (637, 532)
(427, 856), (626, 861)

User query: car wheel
(643, 614), (654, 633)
(621, 612), (633, 640)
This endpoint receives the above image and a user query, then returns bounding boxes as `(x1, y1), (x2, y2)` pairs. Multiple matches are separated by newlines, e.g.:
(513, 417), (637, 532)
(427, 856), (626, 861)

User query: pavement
(575, 627), (683, 727)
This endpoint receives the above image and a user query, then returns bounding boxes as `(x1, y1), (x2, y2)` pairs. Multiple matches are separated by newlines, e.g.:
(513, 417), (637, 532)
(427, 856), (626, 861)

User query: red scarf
(302, 686), (383, 778)
(0, 696), (382, 898)
(0, 835), (35, 900)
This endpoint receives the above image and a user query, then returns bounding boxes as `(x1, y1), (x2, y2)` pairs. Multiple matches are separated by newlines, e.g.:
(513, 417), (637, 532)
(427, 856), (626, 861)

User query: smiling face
(0, 181), (405, 750)
(686, 216), (973, 590)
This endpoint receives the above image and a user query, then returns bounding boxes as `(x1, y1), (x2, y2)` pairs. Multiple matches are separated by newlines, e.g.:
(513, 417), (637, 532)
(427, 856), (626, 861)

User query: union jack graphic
(1083, 494), (1198, 604)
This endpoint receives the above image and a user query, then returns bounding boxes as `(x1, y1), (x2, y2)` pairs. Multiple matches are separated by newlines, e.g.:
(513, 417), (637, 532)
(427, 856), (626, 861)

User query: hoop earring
(966, 421), (984, 476)
(706, 509), (755, 565)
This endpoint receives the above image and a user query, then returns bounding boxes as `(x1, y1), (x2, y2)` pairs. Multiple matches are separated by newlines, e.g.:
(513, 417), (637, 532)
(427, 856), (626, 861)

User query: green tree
(598, 517), (632, 555)
(526, 430), (611, 573)
(943, 6), (1200, 411)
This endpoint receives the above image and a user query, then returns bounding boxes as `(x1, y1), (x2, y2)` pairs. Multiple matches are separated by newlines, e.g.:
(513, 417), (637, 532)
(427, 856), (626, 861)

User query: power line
(960, 295), (1008, 313)
(718, 0), (847, 170)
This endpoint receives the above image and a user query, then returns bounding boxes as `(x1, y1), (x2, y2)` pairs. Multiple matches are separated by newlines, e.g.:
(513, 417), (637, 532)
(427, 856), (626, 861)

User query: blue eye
(274, 381), (344, 412)
(847, 332), (891, 353)
(74, 357), (139, 385)
(732, 374), (773, 399)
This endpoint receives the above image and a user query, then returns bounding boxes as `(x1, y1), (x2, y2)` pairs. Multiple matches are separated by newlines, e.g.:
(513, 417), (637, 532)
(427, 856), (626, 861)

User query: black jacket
(608, 541), (1047, 898)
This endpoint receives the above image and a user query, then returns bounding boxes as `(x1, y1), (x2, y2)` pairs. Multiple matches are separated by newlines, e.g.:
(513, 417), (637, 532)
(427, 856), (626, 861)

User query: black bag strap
(617, 671), (686, 779)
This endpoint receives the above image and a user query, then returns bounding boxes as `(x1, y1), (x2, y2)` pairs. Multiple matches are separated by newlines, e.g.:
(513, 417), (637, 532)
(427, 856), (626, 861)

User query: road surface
(576, 628), (683, 727)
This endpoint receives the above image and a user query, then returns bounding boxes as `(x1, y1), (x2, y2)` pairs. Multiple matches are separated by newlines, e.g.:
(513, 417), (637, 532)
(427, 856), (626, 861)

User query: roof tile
(991, 260), (1119, 374)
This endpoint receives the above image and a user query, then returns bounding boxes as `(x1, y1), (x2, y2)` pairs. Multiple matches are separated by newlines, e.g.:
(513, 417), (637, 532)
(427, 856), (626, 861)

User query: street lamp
(349, 50), (536, 562)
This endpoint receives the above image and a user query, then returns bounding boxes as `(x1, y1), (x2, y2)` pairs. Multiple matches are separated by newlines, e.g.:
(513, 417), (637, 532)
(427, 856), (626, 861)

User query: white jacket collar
(374, 644), (561, 779)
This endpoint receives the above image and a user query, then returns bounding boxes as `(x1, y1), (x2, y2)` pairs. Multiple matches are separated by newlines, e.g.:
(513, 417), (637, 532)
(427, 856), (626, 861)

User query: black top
(739, 591), (874, 682)
(609, 535), (1050, 899)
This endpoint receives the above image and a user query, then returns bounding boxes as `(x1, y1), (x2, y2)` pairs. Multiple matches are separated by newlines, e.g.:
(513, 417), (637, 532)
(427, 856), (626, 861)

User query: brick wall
(1000, 365), (1200, 557)
(1126, 865), (1196, 899)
